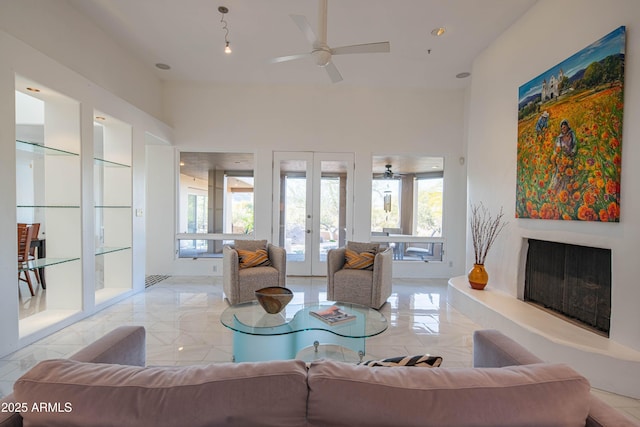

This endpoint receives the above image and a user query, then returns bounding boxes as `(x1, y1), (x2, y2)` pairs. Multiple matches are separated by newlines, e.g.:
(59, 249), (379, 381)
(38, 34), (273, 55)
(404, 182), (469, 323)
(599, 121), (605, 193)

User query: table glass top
(220, 301), (387, 338)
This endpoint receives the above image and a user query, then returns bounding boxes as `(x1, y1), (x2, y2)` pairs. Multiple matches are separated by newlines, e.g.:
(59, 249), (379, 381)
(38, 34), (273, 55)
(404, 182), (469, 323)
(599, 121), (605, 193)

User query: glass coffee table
(220, 301), (388, 362)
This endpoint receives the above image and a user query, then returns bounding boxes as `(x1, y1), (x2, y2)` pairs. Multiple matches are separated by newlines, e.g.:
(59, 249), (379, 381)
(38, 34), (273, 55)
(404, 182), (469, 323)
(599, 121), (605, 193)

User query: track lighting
(218, 6), (232, 54)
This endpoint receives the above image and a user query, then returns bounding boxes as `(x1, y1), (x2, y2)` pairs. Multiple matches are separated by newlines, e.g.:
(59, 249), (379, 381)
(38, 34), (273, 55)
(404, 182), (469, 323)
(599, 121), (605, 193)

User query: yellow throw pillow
(237, 248), (272, 269)
(344, 249), (375, 270)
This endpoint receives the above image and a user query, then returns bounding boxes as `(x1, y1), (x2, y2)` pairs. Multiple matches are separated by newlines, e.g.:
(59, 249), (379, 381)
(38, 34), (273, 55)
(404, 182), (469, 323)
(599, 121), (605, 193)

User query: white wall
(153, 82), (468, 278)
(145, 144), (177, 276)
(0, 0), (164, 121)
(0, 20), (172, 355)
(466, 0), (640, 350)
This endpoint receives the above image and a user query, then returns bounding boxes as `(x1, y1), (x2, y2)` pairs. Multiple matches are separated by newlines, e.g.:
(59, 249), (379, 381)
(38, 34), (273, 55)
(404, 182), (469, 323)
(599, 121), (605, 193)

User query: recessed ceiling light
(26, 87), (41, 92)
(155, 63), (171, 70)
(95, 116), (106, 121)
(456, 72), (471, 79)
(431, 27), (446, 37)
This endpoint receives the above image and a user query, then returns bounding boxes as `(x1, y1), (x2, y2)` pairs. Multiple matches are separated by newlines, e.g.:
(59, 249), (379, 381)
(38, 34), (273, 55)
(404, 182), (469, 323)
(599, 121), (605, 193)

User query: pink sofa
(0, 326), (637, 426)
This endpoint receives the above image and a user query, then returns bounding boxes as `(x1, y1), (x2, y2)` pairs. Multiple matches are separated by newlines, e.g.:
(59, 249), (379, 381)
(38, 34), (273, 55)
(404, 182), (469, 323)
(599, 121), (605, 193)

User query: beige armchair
(327, 243), (393, 309)
(223, 240), (286, 305)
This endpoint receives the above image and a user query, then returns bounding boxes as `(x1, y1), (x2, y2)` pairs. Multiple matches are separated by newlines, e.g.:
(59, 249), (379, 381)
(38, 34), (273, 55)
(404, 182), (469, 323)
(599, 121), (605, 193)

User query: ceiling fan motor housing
(312, 47), (332, 67)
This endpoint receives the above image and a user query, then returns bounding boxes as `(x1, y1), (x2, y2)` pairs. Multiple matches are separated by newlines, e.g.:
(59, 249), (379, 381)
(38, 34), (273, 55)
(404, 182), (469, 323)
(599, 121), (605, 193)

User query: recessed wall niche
(15, 75), (82, 337)
(93, 112), (132, 305)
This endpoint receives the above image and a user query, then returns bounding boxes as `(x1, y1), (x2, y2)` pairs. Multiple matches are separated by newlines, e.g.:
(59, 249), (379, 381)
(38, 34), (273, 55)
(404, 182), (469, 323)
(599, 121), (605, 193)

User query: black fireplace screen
(524, 239), (611, 335)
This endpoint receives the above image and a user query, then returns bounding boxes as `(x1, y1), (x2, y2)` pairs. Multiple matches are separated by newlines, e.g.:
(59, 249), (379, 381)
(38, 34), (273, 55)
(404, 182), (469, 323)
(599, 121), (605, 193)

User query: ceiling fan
(270, 0), (391, 83)
(374, 164), (403, 179)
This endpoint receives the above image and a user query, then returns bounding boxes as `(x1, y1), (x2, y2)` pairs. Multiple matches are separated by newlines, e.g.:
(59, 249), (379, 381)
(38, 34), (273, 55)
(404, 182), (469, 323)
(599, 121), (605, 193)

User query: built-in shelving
(16, 139), (79, 157)
(94, 157), (129, 168)
(95, 246), (131, 256)
(15, 81), (82, 339)
(18, 257), (80, 272)
(93, 114), (132, 305)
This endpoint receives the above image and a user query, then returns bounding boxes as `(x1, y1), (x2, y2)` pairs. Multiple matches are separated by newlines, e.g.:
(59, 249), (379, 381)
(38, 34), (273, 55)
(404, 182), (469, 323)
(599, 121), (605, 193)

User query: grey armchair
(223, 240), (286, 305)
(327, 245), (393, 309)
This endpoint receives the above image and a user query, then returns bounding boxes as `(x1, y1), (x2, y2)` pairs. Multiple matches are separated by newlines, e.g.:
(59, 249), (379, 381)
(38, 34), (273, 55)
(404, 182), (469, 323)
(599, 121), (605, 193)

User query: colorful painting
(516, 26), (625, 221)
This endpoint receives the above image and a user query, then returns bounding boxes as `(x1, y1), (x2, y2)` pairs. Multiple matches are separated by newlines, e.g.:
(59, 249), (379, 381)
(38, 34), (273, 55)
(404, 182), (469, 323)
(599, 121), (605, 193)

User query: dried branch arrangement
(470, 202), (508, 265)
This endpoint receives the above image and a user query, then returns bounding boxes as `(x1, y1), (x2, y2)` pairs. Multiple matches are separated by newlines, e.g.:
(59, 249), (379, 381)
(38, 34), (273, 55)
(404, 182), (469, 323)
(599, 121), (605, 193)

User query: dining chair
(18, 223), (38, 296)
(27, 223), (41, 284)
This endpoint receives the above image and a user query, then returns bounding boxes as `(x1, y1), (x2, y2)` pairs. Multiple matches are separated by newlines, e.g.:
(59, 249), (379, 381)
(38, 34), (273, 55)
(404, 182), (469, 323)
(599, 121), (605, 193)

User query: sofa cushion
(14, 359), (308, 427)
(344, 248), (375, 270)
(237, 248), (272, 269)
(307, 360), (590, 427)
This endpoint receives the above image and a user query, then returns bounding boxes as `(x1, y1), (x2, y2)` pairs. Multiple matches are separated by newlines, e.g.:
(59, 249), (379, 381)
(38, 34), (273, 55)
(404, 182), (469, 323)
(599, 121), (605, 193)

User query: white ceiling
(67, 0), (537, 89)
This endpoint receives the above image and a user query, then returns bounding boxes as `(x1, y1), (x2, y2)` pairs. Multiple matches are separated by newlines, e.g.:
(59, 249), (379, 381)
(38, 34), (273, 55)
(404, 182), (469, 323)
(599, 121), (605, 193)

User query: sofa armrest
(0, 326), (146, 427)
(223, 245), (240, 301)
(474, 330), (640, 427)
(473, 329), (543, 367)
(69, 325), (146, 366)
(586, 395), (640, 427)
(327, 248), (346, 300)
(327, 248), (346, 275)
(0, 397), (22, 427)
(372, 248), (393, 307)
(267, 244), (287, 287)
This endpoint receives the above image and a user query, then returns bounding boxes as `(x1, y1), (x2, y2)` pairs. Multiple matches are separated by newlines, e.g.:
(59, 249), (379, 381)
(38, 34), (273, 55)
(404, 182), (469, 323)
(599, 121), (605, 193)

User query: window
(371, 156), (444, 261)
(371, 178), (401, 232)
(187, 194), (208, 234)
(225, 174), (254, 234)
(177, 152), (254, 258)
(414, 173), (443, 237)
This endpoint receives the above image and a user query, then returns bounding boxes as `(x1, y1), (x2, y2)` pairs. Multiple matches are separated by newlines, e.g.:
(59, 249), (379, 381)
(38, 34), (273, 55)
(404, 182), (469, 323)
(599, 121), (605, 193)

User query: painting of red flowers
(517, 26), (625, 221)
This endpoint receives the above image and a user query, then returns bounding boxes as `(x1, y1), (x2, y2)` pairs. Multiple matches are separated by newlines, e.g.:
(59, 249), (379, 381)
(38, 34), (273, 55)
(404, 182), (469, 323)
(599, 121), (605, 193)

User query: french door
(273, 152), (353, 276)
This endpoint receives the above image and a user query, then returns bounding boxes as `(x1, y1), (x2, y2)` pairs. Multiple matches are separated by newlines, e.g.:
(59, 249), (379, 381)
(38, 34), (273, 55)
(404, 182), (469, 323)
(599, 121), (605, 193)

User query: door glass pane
(278, 160), (307, 263)
(318, 160), (347, 262)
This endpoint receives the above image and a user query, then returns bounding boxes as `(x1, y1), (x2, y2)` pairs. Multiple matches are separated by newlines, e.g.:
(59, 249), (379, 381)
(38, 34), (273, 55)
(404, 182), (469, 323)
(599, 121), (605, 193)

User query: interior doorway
(273, 152), (353, 276)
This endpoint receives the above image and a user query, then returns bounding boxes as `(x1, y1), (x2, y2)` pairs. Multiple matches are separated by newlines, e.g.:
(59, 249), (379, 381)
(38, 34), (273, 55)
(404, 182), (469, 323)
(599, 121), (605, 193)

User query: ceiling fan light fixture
(313, 48), (332, 67)
(384, 164), (394, 179)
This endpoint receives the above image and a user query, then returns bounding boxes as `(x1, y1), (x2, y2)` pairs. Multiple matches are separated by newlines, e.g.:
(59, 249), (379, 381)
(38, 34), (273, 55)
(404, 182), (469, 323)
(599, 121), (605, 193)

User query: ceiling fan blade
(290, 15), (317, 46)
(324, 61), (343, 83)
(270, 53), (312, 64)
(331, 41), (391, 56)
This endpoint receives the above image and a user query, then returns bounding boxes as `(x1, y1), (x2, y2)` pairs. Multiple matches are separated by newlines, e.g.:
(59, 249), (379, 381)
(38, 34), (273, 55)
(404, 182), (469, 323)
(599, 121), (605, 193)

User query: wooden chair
(27, 223), (41, 284)
(18, 223), (38, 296)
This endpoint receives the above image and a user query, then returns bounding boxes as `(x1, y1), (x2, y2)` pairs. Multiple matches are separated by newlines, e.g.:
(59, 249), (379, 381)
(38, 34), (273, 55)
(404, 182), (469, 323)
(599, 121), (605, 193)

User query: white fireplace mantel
(448, 275), (640, 398)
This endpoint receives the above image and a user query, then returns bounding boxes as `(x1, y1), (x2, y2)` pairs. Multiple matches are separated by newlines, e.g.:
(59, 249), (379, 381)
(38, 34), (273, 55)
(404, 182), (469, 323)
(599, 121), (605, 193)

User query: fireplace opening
(524, 239), (611, 336)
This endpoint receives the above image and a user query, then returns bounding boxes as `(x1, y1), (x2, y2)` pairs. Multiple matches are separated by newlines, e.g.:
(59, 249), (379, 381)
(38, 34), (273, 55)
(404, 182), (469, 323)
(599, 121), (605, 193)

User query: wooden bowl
(255, 287), (293, 314)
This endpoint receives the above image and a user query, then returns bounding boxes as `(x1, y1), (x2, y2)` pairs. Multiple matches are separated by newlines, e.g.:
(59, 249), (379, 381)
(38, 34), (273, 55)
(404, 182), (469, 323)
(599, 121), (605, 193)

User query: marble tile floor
(4, 276), (640, 422)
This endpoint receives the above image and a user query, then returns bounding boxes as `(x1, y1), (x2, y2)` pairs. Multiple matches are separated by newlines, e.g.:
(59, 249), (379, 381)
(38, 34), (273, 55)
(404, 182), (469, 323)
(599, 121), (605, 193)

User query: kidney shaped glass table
(220, 300), (388, 362)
